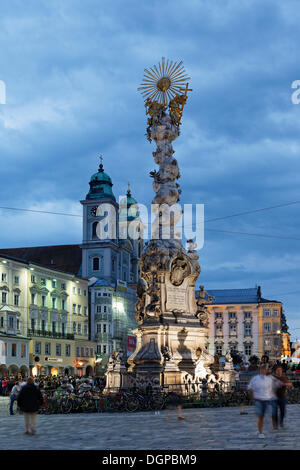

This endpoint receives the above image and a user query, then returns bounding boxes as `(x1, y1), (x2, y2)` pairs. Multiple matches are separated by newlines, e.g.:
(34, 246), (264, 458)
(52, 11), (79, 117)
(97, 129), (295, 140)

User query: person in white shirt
(248, 365), (281, 438)
(10, 381), (21, 415)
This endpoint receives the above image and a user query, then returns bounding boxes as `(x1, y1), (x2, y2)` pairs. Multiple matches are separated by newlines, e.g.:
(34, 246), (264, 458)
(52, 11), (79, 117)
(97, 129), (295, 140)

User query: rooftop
(0, 244), (82, 277)
(196, 286), (280, 305)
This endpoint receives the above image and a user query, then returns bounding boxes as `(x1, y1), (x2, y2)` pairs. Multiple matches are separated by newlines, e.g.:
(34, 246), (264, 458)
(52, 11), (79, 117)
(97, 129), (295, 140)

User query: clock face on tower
(90, 206), (98, 217)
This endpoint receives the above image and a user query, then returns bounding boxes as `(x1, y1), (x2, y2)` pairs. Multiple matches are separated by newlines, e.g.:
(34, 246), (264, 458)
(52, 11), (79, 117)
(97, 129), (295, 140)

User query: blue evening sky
(0, 0), (300, 339)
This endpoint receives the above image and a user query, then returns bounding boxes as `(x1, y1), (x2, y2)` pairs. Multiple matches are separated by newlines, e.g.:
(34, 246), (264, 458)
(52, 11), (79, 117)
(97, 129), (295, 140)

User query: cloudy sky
(0, 0), (300, 339)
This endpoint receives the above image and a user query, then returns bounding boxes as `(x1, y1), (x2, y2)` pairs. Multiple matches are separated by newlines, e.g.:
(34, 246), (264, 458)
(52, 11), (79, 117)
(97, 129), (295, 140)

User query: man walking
(273, 365), (292, 428)
(248, 364), (280, 438)
(17, 377), (44, 435)
(9, 381), (20, 415)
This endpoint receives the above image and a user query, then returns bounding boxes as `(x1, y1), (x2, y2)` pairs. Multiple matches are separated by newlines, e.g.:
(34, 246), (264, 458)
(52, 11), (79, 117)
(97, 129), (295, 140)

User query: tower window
(93, 257), (100, 271)
(92, 222), (99, 239)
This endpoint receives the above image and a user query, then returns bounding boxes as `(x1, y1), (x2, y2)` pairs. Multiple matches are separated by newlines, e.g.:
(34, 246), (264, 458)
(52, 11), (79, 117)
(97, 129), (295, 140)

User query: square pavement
(0, 402), (299, 450)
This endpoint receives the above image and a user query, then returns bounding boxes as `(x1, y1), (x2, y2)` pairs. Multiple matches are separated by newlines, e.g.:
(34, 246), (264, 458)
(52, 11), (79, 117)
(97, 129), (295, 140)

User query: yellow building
(204, 286), (283, 361)
(0, 253), (96, 377)
(281, 332), (291, 357)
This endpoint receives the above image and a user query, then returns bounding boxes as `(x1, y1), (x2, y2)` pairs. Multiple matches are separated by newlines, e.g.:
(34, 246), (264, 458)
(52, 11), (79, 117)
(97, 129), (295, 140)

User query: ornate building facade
(0, 253), (95, 377)
(201, 286), (283, 361)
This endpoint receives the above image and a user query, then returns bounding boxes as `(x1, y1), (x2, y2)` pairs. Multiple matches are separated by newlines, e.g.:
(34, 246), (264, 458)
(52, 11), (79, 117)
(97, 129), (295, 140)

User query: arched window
(93, 257), (100, 271)
(92, 222), (98, 240)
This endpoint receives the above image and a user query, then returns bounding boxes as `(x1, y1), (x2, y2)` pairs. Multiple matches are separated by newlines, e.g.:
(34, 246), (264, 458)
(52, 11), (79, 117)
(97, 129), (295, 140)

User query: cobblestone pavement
(0, 398), (299, 450)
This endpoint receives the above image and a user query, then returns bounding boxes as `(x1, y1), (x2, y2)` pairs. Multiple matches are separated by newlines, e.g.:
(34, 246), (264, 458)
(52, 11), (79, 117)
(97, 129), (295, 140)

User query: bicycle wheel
(149, 395), (165, 411)
(125, 397), (139, 412)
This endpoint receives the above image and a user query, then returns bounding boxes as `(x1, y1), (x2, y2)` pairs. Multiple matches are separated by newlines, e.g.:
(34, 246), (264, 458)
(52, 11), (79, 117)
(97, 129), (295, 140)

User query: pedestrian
(273, 366), (292, 428)
(2, 378), (7, 396)
(9, 381), (21, 415)
(17, 377), (44, 435)
(248, 364), (281, 438)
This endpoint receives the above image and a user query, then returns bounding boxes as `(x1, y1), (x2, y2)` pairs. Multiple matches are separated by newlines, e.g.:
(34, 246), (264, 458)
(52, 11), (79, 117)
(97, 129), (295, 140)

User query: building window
(263, 309), (271, 317)
(229, 312), (236, 319)
(78, 323), (81, 334)
(84, 324), (88, 335)
(78, 305), (81, 315)
(97, 306), (101, 313)
(84, 306), (87, 316)
(2, 273), (7, 282)
(264, 323), (271, 333)
(244, 312), (251, 319)
(35, 342), (41, 354)
(273, 310), (279, 317)
(103, 324), (107, 333)
(215, 325), (222, 334)
(73, 287), (76, 294)
(97, 324), (101, 333)
(229, 324), (236, 334)
(244, 324), (252, 336)
(103, 345), (107, 354)
(61, 283), (66, 290)
(84, 290), (87, 297)
(62, 299), (66, 310)
(215, 313), (222, 319)
(16, 319), (20, 330)
(41, 295), (46, 307)
(14, 276), (19, 285)
(73, 322), (76, 333)
(52, 321), (56, 333)
(66, 344), (71, 356)
(52, 280), (57, 288)
(76, 347), (80, 357)
(31, 275), (36, 283)
(31, 318), (36, 331)
(93, 257), (100, 271)
(97, 345), (101, 354)
(73, 304), (76, 313)
(78, 288), (81, 296)
(0, 317), (3, 328)
(56, 344), (61, 356)
(21, 344), (26, 358)
(215, 344), (223, 355)
(2, 292), (7, 304)
(41, 278), (46, 286)
(31, 293), (35, 305)
(45, 343), (51, 355)
(11, 343), (17, 357)
(273, 323), (280, 333)
(41, 320), (46, 331)
(8, 316), (14, 329)
(244, 344), (252, 356)
(52, 297), (57, 309)
(14, 295), (19, 306)
(62, 323), (65, 335)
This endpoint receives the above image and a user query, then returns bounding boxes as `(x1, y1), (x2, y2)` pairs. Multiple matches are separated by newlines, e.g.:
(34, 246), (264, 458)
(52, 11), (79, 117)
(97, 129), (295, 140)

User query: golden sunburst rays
(138, 57), (191, 106)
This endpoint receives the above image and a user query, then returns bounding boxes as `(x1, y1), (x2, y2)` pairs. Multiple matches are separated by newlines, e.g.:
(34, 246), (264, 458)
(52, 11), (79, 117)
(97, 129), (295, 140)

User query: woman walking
(273, 366), (292, 428)
(17, 377), (44, 435)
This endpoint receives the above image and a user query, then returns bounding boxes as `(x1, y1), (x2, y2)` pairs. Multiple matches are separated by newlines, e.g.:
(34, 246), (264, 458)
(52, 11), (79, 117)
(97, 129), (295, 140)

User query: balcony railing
(28, 329), (74, 340)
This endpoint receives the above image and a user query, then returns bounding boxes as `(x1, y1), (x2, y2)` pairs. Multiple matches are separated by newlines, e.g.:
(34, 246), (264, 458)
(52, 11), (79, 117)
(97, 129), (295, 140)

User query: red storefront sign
(127, 335), (136, 352)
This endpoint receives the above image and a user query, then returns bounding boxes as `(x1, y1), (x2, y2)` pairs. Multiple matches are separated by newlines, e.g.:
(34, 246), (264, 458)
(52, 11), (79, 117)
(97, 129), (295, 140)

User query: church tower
(80, 158), (119, 282)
